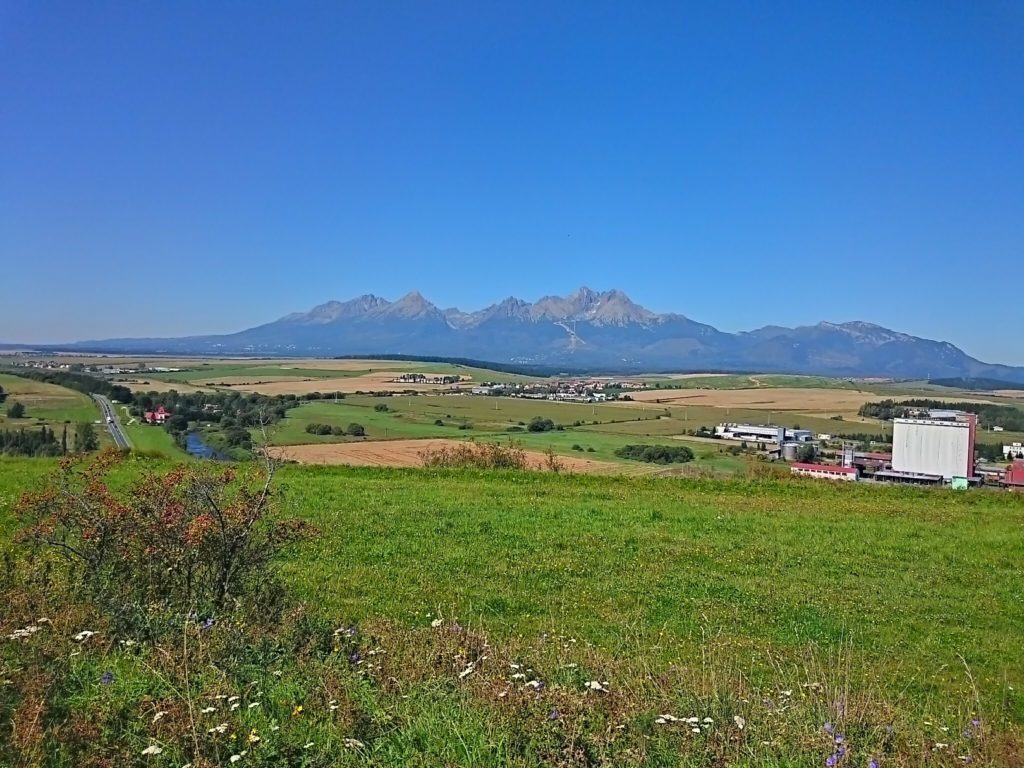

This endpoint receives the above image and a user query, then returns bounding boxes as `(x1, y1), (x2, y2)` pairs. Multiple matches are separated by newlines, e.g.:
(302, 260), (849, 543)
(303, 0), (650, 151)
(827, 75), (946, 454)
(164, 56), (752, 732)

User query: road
(93, 394), (133, 450)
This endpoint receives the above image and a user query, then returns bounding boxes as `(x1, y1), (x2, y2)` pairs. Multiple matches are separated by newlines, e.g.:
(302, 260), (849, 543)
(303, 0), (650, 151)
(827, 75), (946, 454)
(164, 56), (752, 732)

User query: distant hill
(20, 287), (1024, 382)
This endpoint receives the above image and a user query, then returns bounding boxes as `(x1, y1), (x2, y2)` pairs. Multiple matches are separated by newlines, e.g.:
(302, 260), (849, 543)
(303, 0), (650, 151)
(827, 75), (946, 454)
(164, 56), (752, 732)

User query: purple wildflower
(971, 719), (981, 728)
(342, 625), (358, 637)
(826, 755), (837, 767)
(548, 709), (561, 721)
(869, 760), (878, 768)
(348, 652), (362, 665)
(100, 671), (114, 685)
(823, 722), (834, 734)
(201, 617), (215, 630)
(834, 734), (844, 744)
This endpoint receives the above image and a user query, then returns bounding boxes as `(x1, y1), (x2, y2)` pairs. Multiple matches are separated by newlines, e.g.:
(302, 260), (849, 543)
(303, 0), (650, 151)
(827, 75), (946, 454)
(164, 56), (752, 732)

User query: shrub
(346, 423), (366, 437)
(420, 441), (528, 470)
(15, 451), (312, 620)
(614, 444), (695, 464)
(571, 443), (584, 451)
(527, 416), (555, 433)
(457, 422), (473, 430)
(434, 418), (444, 426)
(374, 403), (389, 412)
(6, 401), (25, 418)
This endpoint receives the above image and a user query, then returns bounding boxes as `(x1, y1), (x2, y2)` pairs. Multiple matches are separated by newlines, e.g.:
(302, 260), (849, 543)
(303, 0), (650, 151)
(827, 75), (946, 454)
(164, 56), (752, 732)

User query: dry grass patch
(267, 438), (617, 473)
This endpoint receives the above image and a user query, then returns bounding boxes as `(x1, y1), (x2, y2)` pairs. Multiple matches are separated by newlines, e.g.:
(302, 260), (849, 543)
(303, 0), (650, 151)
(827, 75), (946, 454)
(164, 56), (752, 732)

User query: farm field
(264, 396), (747, 473)
(0, 372), (98, 425)
(1, 457), (1023, 766)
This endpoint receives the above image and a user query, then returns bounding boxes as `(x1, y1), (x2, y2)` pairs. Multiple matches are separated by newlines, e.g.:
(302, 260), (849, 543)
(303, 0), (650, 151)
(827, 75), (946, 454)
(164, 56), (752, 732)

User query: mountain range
(27, 287), (1024, 381)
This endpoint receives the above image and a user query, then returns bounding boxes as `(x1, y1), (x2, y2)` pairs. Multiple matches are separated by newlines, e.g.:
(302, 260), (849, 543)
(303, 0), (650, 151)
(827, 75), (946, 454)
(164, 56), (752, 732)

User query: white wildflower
(200, 706), (216, 714)
(229, 754), (242, 763)
(303, 742), (314, 749)
(227, 695), (240, 703)
(691, 727), (701, 734)
(734, 715), (746, 730)
(152, 711), (167, 723)
(585, 680), (607, 692)
(230, 702), (240, 711)
(73, 630), (95, 642)
(208, 722), (229, 734)
(37, 617), (50, 624)
(655, 718), (667, 725)
(344, 738), (365, 748)
(458, 663), (475, 679)
(526, 679), (542, 689)
(685, 717), (700, 724)
(511, 673), (526, 680)
(431, 618), (443, 627)
(141, 744), (163, 756)
(703, 717), (714, 724)
(247, 702), (260, 709)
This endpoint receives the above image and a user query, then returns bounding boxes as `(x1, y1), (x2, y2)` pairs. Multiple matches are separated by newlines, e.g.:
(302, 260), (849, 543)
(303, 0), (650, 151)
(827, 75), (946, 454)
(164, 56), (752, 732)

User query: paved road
(93, 394), (133, 450)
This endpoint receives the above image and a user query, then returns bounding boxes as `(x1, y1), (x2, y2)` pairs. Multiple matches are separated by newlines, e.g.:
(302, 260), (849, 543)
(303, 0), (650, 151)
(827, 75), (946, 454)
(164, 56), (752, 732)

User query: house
(144, 406), (171, 424)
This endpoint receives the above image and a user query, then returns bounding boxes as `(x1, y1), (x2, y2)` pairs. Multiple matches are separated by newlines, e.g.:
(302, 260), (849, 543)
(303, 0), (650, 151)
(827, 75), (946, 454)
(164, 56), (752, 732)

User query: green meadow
(2, 456), (1023, 765)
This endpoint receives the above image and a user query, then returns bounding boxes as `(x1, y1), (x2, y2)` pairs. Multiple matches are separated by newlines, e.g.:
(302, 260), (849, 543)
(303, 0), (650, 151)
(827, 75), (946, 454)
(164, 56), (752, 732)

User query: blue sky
(1, 2), (1022, 362)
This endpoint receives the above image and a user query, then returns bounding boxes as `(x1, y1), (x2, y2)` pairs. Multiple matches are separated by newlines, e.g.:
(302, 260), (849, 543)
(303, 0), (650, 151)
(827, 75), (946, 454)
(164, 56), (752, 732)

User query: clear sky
(1, 2), (1022, 362)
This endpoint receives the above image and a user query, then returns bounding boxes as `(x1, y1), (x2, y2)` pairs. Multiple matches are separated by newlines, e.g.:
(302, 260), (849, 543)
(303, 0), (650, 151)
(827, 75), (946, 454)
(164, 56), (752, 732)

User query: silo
(782, 442), (799, 461)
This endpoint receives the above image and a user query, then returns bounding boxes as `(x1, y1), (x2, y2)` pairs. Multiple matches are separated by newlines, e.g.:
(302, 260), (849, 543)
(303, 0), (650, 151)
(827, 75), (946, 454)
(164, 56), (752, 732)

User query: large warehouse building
(890, 412), (978, 481)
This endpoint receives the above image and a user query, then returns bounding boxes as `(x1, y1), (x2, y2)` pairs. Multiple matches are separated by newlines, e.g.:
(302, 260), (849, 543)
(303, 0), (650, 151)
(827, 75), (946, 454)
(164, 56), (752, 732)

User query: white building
(891, 414), (977, 480)
(790, 462), (859, 482)
(1004, 442), (1024, 460)
(714, 423), (813, 444)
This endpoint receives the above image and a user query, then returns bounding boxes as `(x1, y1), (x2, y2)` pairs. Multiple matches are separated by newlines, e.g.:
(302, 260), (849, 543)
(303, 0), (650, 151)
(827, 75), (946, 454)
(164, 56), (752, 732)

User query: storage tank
(782, 442), (799, 461)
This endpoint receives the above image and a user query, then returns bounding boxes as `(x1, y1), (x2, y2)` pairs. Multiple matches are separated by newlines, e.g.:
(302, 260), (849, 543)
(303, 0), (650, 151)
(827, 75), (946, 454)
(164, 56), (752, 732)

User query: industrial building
(790, 462), (858, 482)
(714, 423), (813, 444)
(887, 411), (978, 483)
(1004, 442), (1024, 460)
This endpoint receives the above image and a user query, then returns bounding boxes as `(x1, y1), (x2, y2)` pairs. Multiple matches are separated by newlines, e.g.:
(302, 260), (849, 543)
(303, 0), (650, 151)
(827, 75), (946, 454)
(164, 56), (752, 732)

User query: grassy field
(0, 372), (98, 425)
(264, 397), (746, 473)
(1, 457), (1022, 766)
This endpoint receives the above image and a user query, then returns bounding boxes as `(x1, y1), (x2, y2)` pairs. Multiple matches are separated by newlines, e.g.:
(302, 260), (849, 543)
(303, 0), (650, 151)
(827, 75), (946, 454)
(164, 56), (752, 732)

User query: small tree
(347, 423), (366, 437)
(6, 401), (25, 418)
(74, 422), (99, 452)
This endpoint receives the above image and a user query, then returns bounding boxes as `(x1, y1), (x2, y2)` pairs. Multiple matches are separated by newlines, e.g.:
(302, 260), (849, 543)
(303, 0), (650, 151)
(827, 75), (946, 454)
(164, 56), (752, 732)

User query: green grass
(122, 422), (189, 458)
(0, 372), (99, 424)
(2, 458), (1022, 718)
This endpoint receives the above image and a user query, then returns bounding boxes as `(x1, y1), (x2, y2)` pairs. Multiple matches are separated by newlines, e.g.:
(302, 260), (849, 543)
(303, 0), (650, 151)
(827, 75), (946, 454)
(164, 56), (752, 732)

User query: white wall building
(891, 415), (977, 480)
(1004, 442), (1024, 460)
(714, 423), (813, 444)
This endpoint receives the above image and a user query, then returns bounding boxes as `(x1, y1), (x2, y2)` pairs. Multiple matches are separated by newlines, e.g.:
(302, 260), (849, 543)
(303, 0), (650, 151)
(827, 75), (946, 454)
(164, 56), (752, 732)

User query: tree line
(0, 422), (97, 457)
(858, 399), (1024, 432)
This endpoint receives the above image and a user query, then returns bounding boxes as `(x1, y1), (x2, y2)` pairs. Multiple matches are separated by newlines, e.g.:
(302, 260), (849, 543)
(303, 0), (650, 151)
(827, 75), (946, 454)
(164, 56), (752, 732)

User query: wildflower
(585, 680), (608, 692)
(526, 679), (543, 690)
(823, 722), (834, 734)
(141, 744), (163, 756)
(248, 730), (261, 744)
(869, 760), (879, 768)
(247, 702), (260, 709)
(349, 652), (362, 665)
(200, 707), (216, 714)
(152, 711), (168, 723)
(73, 630), (95, 642)
(229, 755), (242, 763)
(934, 743), (949, 750)
(431, 618), (443, 627)
(201, 617), (215, 630)
(230, 702), (240, 711)
(703, 717), (714, 724)
(655, 718), (667, 725)
(826, 756), (837, 767)
(303, 742), (314, 749)
(100, 671), (115, 685)
(691, 727), (701, 734)
(459, 663), (475, 679)
(292, 704), (304, 717)
(548, 709), (561, 721)
(227, 695), (240, 703)
(734, 715), (746, 730)
(971, 719), (981, 728)
(660, 714), (679, 722)
(344, 738), (365, 748)
(208, 723), (229, 734)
